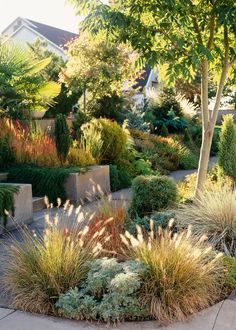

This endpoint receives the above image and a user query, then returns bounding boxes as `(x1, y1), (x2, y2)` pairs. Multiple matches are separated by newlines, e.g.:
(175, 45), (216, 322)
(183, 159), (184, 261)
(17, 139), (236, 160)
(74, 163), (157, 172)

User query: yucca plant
(0, 43), (60, 119)
(121, 221), (223, 323)
(2, 201), (103, 314)
(176, 184), (236, 256)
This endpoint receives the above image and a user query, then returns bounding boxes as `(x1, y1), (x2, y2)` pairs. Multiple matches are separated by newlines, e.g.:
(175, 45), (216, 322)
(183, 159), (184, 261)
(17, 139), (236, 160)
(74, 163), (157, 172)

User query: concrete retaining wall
(64, 165), (110, 204)
(1, 183), (33, 233)
(34, 118), (73, 133)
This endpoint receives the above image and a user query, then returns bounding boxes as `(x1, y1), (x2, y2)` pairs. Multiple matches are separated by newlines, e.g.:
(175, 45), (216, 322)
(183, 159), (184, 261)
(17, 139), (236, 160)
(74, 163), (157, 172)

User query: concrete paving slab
(0, 311), (160, 330)
(0, 302), (224, 330)
(162, 302), (223, 330)
(213, 299), (236, 330)
(0, 308), (14, 320)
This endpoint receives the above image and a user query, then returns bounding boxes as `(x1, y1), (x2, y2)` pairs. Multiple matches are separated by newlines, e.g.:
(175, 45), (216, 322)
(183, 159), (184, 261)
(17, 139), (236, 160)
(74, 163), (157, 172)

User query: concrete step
(0, 173), (8, 182)
(33, 197), (45, 212)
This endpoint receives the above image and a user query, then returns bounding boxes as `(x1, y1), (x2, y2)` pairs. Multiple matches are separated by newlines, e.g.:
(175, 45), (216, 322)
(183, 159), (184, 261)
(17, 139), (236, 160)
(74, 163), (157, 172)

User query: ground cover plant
(56, 258), (149, 323)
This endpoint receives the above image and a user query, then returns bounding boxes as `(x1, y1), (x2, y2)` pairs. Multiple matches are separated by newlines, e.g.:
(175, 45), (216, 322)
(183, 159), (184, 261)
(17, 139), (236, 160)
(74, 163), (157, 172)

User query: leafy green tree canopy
(60, 31), (142, 112)
(69, 0), (236, 193)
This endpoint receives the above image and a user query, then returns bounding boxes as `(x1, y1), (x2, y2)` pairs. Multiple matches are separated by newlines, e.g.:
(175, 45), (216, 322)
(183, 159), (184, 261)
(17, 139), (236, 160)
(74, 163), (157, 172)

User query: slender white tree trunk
(195, 56), (229, 196)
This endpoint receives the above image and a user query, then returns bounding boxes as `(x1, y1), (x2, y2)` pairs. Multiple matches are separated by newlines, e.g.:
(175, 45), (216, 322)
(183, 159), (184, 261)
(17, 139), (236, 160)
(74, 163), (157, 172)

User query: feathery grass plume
(2, 201), (103, 314)
(121, 221), (223, 323)
(87, 196), (127, 258)
(176, 183), (236, 256)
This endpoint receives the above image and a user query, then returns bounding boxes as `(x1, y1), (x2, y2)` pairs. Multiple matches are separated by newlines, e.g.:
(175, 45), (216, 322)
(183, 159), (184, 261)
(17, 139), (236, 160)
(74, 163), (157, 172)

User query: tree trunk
(195, 60), (210, 196)
(195, 126), (213, 196)
(195, 56), (229, 196)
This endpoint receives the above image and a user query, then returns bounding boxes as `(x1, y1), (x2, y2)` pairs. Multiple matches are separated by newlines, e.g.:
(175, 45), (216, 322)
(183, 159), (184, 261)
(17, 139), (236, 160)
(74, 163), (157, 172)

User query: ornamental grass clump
(176, 184), (236, 256)
(2, 201), (103, 314)
(121, 221), (223, 323)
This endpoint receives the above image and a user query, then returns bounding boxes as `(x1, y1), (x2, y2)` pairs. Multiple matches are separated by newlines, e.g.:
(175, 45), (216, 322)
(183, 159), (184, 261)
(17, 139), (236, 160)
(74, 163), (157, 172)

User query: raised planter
(64, 165), (110, 204)
(31, 110), (46, 119)
(0, 183), (33, 233)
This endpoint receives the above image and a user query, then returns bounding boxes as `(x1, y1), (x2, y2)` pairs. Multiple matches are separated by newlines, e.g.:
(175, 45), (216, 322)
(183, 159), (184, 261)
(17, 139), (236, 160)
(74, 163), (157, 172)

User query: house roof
(134, 65), (152, 91)
(25, 19), (78, 47)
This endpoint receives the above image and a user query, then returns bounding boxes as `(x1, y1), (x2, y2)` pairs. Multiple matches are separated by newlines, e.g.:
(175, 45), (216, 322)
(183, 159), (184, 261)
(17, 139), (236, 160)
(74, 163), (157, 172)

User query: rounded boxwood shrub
(130, 175), (177, 217)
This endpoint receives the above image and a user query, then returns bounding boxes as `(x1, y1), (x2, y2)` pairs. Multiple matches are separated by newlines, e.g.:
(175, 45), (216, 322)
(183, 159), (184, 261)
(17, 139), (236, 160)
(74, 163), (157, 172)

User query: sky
(0, 0), (79, 33)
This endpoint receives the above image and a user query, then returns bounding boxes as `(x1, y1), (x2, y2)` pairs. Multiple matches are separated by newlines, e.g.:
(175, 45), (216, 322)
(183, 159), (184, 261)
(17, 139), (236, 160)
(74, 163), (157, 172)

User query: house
(1, 17), (158, 104)
(1, 17), (77, 60)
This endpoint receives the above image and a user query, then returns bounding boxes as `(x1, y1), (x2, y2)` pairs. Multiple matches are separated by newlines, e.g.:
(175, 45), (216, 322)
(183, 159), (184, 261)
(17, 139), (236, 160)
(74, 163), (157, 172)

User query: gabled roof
(25, 19), (78, 47)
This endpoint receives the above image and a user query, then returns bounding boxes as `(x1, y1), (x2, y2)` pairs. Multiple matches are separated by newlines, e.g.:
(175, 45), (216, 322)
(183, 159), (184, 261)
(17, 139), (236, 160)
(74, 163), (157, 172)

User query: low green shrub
(7, 165), (83, 203)
(0, 184), (19, 227)
(67, 147), (95, 167)
(222, 256), (236, 292)
(56, 258), (149, 323)
(178, 149), (198, 170)
(133, 159), (155, 176)
(159, 124), (169, 137)
(126, 211), (175, 235)
(109, 165), (132, 192)
(0, 135), (15, 169)
(130, 175), (177, 217)
(123, 225), (223, 323)
(218, 115), (236, 181)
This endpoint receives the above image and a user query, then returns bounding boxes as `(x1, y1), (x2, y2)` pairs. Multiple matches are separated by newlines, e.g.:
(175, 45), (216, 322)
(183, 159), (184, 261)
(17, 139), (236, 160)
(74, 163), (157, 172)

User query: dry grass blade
(176, 184), (236, 256)
(2, 202), (103, 314)
(123, 222), (223, 323)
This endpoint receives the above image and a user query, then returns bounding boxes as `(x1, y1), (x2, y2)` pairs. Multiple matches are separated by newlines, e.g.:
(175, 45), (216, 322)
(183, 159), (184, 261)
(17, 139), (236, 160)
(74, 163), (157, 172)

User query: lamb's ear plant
(121, 220), (224, 324)
(2, 201), (103, 314)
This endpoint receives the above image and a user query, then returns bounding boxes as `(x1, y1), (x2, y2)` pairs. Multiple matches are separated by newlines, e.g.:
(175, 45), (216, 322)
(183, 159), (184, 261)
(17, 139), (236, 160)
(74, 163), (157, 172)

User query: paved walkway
(170, 156), (217, 182)
(0, 295), (236, 329)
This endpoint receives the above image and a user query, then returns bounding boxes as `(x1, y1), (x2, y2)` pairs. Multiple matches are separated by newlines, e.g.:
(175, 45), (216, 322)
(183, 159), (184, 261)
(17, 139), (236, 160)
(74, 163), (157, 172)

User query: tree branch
(230, 58), (236, 66)
(210, 25), (230, 126)
(207, 14), (216, 49)
(190, 8), (203, 45)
